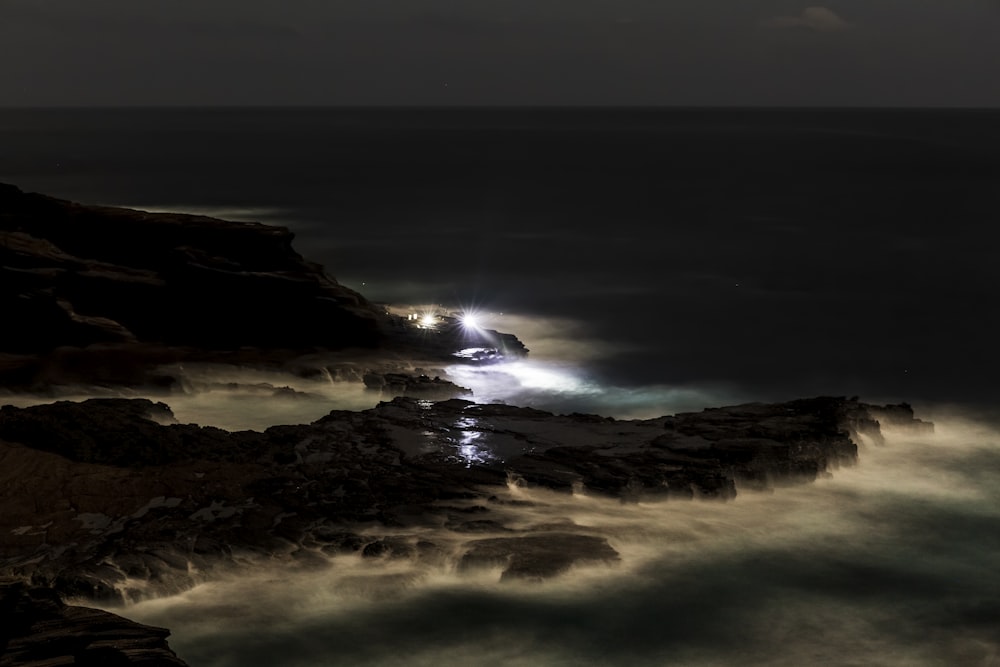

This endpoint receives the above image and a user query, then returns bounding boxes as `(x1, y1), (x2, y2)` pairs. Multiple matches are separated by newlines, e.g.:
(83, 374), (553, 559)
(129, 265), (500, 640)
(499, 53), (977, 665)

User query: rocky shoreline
(0, 396), (930, 600)
(0, 582), (186, 667)
(0, 183), (935, 665)
(0, 182), (526, 393)
(0, 394), (932, 665)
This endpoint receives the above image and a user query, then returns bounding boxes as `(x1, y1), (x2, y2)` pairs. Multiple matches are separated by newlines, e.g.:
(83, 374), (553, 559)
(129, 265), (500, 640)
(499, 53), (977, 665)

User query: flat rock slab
(460, 533), (621, 580)
(0, 582), (188, 666)
(0, 395), (930, 604)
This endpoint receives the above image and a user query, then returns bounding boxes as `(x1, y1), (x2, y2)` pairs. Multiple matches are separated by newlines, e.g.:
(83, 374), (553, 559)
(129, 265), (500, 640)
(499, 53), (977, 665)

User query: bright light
(420, 313), (436, 327)
(502, 361), (591, 392)
(459, 312), (481, 330)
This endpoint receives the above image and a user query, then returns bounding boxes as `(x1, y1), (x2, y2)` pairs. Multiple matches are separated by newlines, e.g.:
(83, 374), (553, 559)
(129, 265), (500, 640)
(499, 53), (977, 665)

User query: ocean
(2, 108), (999, 665)
(3, 107), (1000, 420)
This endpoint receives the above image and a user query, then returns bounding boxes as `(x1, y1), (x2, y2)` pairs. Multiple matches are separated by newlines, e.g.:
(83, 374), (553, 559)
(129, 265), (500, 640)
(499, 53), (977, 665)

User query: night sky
(2, 0), (999, 107)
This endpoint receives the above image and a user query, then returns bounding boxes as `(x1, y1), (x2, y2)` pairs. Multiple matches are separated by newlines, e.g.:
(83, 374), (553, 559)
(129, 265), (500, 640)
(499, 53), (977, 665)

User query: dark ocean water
(3, 107), (999, 419)
(3, 109), (999, 666)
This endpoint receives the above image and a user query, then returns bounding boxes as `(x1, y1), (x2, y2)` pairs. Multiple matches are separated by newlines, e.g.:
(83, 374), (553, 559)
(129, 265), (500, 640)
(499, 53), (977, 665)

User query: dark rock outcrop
(0, 183), (527, 389)
(0, 582), (187, 666)
(0, 183), (383, 352)
(459, 534), (620, 581)
(363, 371), (473, 399)
(0, 395), (930, 605)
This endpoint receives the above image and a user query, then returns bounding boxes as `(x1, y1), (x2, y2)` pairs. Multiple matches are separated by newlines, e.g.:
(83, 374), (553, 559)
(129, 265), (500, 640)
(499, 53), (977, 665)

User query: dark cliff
(0, 183), (386, 384)
(0, 582), (188, 666)
(0, 183), (528, 389)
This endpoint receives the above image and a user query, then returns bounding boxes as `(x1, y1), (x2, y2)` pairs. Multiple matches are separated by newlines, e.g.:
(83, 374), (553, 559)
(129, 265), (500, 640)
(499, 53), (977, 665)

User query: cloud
(761, 6), (850, 32)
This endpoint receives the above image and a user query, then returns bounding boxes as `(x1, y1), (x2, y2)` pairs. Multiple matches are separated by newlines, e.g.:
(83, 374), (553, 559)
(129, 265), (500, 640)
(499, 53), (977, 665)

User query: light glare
(460, 313), (480, 330)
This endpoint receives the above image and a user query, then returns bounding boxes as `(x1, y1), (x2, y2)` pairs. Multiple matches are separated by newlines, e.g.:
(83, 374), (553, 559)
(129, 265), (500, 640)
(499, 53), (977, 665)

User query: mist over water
(1, 311), (746, 427)
(0, 364), (382, 432)
(120, 420), (1000, 667)
(3, 108), (999, 664)
(441, 311), (750, 419)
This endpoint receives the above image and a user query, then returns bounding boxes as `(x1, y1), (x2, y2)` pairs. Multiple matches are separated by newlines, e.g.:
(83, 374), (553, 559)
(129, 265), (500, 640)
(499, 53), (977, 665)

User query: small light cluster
(404, 308), (483, 334)
(406, 312), (439, 329)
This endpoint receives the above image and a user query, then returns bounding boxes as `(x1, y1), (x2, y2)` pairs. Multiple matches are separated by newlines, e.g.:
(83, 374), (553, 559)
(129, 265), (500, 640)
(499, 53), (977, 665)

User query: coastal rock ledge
(0, 582), (187, 666)
(0, 183), (935, 663)
(0, 396), (931, 606)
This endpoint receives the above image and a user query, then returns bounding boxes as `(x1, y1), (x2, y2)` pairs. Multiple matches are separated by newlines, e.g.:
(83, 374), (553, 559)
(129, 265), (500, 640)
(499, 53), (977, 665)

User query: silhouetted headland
(0, 182), (525, 393)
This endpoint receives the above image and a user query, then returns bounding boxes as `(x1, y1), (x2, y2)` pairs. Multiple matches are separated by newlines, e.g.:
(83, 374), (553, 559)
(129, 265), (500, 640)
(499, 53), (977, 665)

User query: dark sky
(2, 0), (998, 107)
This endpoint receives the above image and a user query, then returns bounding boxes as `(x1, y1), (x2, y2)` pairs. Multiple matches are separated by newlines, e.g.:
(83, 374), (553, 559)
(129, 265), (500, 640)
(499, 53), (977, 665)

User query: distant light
(459, 312), (481, 330)
(453, 347), (499, 361)
(420, 313), (436, 327)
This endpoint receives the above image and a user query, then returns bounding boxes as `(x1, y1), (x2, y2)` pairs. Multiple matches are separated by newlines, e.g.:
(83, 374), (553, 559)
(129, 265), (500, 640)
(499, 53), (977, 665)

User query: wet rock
(448, 519), (512, 533)
(459, 533), (620, 581)
(363, 372), (473, 400)
(867, 402), (935, 434)
(0, 582), (188, 666)
(361, 538), (416, 559)
(315, 531), (367, 555)
(0, 395), (929, 602)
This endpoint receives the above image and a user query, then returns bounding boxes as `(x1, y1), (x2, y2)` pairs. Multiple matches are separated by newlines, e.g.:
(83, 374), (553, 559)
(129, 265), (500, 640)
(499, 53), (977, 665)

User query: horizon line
(1, 104), (999, 113)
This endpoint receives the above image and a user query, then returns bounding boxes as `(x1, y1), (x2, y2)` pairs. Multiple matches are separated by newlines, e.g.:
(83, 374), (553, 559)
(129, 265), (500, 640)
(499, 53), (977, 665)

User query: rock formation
(363, 371), (473, 399)
(0, 582), (188, 666)
(0, 395), (928, 604)
(0, 183), (935, 663)
(0, 183), (525, 390)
